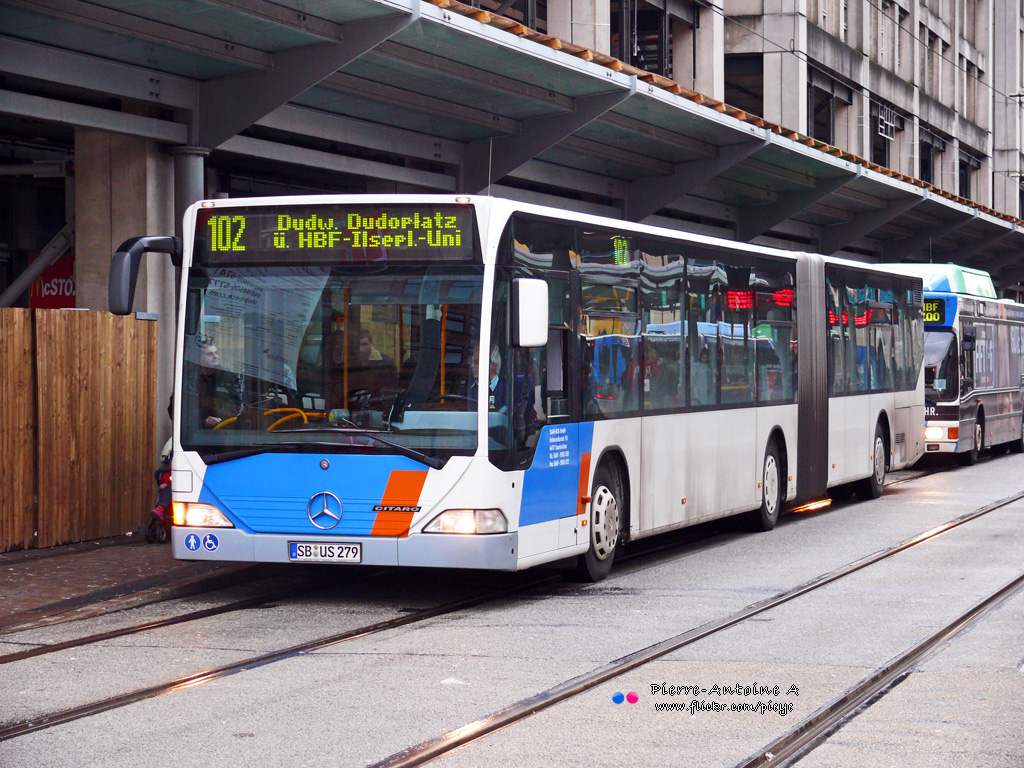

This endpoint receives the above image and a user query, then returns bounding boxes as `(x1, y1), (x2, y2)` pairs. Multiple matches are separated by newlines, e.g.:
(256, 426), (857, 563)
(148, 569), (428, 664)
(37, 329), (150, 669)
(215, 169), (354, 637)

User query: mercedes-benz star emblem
(307, 491), (343, 530)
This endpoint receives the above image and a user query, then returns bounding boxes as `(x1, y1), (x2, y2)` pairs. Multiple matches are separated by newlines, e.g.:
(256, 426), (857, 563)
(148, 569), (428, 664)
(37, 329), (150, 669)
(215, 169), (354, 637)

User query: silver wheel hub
(873, 436), (885, 484)
(975, 422), (983, 451)
(763, 455), (779, 518)
(591, 484), (619, 561)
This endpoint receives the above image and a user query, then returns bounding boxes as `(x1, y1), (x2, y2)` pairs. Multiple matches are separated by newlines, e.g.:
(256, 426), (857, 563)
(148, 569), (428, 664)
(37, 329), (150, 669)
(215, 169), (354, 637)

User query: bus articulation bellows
(110, 195), (925, 581)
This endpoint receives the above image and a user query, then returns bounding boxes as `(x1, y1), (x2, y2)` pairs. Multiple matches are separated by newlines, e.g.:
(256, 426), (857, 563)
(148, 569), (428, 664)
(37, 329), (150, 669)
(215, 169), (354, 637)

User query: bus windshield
(923, 330), (958, 402)
(179, 262), (485, 462)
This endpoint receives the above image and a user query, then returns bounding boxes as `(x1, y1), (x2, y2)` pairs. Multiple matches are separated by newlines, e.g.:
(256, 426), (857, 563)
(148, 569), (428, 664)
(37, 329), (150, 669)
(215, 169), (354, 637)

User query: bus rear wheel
(748, 441), (782, 531)
(573, 463), (623, 583)
(855, 424), (886, 500)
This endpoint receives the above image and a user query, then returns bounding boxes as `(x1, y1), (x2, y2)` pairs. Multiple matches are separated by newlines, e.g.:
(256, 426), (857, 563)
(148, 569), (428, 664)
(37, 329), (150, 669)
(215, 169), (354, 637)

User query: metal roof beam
(257, 106), (462, 166)
(601, 112), (719, 157)
(941, 229), (1016, 264)
(0, 36), (198, 110)
(204, 0), (346, 41)
(376, 43), (575, 111)
(9, 0), (272, 69)
(736, 170), (859, 242)
(819, 192), (926, 254)
(625, 136), (769, 221)
(462, 79), (637, 194)
(559, 136), (670, 174)
(198, 7), (420, 148)
(320, 73), (519, 133)
(881, 211), (978, 261)
(220, 135), (454, 190)
(0, 89), (187, 143)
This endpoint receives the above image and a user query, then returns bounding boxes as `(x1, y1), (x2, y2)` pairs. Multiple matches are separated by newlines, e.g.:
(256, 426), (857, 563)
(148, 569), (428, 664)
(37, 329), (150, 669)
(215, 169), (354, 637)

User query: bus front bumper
(171, 527), (519, 570)
(924, 421), (963, 453)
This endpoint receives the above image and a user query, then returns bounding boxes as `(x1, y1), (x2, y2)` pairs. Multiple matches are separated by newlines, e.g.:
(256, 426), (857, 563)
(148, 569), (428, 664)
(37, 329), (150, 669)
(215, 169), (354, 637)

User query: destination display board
(193, 203), (478, 264)
(923, 297), (946, 326)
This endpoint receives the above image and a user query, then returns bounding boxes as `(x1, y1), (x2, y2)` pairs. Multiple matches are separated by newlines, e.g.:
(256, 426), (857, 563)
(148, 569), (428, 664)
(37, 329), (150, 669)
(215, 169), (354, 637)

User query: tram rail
(2, 486), (1019, 751)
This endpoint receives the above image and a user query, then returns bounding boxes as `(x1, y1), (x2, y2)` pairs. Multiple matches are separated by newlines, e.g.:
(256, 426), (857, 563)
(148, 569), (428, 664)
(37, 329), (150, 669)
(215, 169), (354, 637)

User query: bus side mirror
(513, 278), (548, 348)
(961, 328), (976, 353)
(108, 236), (181, 315)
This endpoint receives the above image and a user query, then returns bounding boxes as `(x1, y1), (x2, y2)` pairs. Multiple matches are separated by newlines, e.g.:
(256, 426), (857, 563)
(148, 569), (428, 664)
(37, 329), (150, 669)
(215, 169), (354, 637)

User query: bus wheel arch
(572, 450), (629, 582)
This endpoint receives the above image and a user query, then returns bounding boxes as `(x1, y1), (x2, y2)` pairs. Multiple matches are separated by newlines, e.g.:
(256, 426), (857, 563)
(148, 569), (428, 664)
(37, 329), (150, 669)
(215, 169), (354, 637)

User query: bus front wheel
(958, 415), (983, 466)
(573, 463), (623, 583)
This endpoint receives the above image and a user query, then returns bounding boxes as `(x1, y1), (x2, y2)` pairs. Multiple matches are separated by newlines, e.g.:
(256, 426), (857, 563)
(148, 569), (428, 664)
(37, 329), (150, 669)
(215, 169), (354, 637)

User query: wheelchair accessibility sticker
(184, 533), (219, 552)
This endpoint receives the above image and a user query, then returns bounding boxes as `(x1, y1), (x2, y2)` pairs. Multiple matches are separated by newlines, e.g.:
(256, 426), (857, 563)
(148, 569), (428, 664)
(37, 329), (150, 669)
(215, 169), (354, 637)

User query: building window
(959, 153), (980, 201)
(920, 142), (934, 185)
(725, 55), (765, 119)
(809, 85), (835, 144)
(871, 101), (901, 168)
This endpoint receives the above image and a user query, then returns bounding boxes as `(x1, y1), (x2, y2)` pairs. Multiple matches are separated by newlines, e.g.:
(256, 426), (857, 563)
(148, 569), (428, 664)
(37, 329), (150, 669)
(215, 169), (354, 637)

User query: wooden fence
(1, 309), (157, 552)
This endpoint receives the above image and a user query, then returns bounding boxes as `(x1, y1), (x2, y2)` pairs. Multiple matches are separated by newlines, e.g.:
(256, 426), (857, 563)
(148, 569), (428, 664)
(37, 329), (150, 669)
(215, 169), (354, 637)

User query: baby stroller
(146, 439), (173, 544)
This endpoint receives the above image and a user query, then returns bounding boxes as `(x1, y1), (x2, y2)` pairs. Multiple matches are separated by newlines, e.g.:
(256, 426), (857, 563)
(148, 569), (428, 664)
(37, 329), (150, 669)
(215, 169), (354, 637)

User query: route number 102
(207, 215), (247, 252)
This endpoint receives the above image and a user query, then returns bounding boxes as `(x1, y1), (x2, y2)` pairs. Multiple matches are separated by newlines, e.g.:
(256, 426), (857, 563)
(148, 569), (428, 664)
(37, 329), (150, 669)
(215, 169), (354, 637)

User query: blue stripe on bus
(197, 453), (428, 535)
(519, 423), (594, 527)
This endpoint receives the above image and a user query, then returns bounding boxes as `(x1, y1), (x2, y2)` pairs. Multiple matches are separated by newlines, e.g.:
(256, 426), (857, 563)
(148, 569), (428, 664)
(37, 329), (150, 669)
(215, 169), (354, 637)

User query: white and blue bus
(896, 264), (1024, 464)
(110, 195), (925, 581)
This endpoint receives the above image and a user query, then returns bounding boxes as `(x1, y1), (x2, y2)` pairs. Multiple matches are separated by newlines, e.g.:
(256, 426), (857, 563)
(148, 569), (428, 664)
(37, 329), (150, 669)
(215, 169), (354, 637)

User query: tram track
(1, 482), (1018, 749)
(367, 488), (1024, 767)
(0, 459), (965, 651)
(734, 571), (1024, 768)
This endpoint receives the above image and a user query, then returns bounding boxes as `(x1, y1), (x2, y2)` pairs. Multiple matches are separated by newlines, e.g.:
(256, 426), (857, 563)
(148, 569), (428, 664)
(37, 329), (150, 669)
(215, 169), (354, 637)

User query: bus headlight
(172, 502), (234, 528)
(925, 426), (945, 441)
(423, 509), (508, 534)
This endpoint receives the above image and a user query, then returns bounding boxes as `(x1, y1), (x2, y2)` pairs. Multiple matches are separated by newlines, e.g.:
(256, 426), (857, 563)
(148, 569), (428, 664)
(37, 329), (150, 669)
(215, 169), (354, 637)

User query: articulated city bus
(896, 264), (1024, 464)
(109, 195), (924, 581)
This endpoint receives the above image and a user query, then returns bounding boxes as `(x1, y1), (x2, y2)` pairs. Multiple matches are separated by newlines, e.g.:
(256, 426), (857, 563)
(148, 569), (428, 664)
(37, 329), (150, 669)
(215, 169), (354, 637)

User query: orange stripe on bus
(371, 470), (429, 537)
(576, 452), (592, 516)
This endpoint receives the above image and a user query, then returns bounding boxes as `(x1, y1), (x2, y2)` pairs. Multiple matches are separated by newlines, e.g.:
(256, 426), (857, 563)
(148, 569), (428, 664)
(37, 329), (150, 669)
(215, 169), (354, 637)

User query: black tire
(571, 463), (624, 583)
(957, 415), (983, 466)
(748, 441), (783, 531)
(854, 423), (887, 500)
(145, 519), (157, 544)
(1010, 415), (1024, 454)
(156, 522), (169, 544)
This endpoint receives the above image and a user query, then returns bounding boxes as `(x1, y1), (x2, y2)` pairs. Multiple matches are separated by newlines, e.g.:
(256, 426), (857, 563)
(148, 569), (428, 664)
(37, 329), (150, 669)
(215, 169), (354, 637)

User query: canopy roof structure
(2, 0), (1021, 284)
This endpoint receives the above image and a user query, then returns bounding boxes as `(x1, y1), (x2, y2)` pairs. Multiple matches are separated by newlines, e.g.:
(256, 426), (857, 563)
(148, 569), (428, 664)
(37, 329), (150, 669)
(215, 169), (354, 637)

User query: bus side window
(687, 256), (721, 406)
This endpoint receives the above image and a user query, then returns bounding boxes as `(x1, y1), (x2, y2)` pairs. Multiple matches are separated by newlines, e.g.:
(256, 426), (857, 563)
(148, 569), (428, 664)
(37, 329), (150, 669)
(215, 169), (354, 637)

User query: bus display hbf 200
(109, 195), (925, 581)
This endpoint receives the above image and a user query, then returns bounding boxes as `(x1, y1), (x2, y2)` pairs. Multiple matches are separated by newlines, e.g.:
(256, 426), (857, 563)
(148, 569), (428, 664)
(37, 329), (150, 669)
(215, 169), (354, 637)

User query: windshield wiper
(274, 426), (445, 469)
(200, 441), (357, 465)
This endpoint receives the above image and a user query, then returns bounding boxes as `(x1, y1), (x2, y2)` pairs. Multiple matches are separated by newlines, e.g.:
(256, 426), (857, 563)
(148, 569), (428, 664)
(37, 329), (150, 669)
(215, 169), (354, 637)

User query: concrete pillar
(546, 0), (609, 54)
(74, 128), (176, 458)
(695, 0), (725, 100)
(171, 147), (209, 242)
(762, 0), (807, 130)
